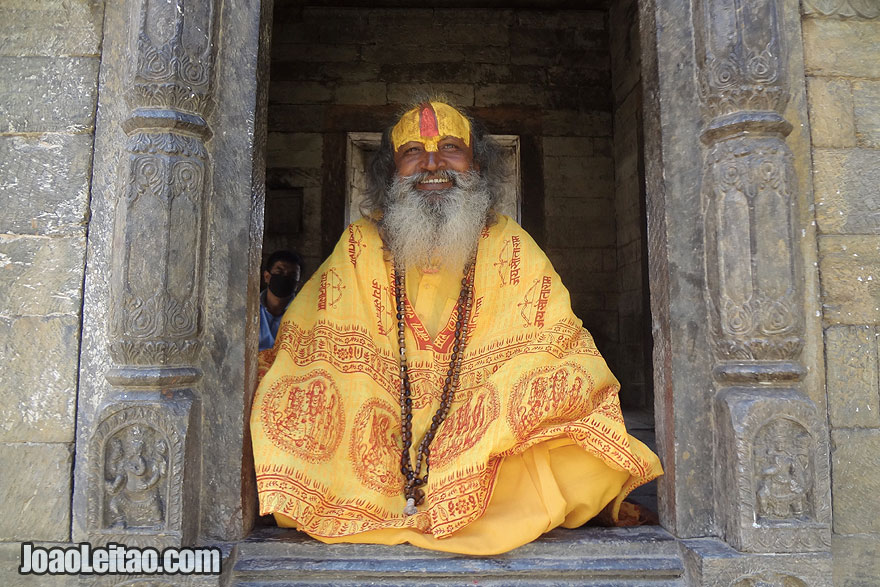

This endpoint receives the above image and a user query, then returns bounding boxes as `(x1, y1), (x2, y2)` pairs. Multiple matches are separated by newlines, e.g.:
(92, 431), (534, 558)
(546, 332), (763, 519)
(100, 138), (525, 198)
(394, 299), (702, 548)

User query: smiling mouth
(417, 174), (452, 189)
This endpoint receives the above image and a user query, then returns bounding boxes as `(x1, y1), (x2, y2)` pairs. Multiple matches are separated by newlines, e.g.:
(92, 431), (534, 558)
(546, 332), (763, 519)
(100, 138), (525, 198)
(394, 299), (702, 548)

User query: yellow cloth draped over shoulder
(251, 215), (662, 555)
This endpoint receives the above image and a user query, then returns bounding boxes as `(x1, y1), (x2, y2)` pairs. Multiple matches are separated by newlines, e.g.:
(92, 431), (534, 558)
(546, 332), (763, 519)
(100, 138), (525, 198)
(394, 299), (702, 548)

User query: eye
(405, 146), (421, 154)
(441, 142), (459, 150)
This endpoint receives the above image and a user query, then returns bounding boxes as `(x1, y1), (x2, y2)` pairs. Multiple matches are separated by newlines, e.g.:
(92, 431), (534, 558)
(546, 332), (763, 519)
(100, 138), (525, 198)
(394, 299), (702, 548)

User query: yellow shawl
(251, 215), (662, 540)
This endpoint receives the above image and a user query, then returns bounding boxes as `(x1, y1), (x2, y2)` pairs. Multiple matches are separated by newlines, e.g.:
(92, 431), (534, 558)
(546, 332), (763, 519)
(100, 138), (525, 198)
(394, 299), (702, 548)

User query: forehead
(391, 102), (471, 152)
(269, 260), (298, 273)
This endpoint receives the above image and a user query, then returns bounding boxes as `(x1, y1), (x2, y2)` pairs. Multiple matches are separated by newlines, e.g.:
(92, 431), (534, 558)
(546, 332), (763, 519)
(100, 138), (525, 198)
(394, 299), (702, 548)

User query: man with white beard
(251, 100), (662, 554)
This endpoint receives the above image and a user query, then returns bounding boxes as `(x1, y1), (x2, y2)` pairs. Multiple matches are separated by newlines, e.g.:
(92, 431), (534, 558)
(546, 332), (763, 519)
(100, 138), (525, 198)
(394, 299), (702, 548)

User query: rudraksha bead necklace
(394, 260), (475, 516)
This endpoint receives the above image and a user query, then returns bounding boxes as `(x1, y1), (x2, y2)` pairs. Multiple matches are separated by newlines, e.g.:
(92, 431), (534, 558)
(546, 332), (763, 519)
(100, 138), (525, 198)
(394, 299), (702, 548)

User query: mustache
(398, 169), (472, 188)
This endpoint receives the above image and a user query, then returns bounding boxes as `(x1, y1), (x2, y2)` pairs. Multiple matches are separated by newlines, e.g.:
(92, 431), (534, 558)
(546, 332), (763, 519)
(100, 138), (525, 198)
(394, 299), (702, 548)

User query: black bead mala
(394, 261), (475, 516)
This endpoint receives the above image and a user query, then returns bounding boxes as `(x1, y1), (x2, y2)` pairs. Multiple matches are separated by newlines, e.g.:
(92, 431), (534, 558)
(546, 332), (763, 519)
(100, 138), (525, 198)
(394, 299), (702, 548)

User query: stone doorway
(69, 0), (835, 581)
(259, 0), (658, 518)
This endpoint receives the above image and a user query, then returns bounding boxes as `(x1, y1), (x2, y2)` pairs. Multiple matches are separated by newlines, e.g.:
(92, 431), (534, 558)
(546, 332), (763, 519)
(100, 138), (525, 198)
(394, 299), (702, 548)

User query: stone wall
(0, 0), (103, 556)
(610, 0), (649, 409)
(267, 5), (640, 381)
(801, 3), (880, 583)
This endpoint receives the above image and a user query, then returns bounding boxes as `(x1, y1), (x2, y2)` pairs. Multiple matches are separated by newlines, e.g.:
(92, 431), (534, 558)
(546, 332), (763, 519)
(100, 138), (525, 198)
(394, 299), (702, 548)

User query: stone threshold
(227, 525), (686, 586)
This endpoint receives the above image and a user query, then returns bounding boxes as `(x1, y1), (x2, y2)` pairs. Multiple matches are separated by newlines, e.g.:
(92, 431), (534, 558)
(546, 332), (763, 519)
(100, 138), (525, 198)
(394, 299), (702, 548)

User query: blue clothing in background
(259, 290), (292, 351)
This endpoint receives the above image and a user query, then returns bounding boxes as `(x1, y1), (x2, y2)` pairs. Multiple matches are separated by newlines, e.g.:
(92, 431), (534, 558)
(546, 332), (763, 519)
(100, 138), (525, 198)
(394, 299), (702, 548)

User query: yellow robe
(251, 215), (662, 554)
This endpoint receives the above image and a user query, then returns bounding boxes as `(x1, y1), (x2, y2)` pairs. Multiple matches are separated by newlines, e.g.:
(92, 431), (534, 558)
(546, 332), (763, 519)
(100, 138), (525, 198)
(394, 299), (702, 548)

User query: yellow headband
(391, 102), (472, 153)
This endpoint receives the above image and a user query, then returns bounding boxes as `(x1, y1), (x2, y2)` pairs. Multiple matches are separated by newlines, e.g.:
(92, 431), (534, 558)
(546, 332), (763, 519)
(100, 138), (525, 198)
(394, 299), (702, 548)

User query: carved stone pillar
(693, 0), (831, 554)
(86, 0), (216, 549)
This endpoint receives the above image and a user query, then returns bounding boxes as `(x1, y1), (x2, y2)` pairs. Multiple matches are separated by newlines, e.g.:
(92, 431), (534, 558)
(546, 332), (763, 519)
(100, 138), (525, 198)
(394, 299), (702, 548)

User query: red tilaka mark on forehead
(419, 103), (439, 138)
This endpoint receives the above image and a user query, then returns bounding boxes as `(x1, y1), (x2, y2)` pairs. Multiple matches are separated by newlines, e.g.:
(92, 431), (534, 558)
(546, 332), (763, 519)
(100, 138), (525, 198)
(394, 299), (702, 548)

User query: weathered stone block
(0, 0), (103, 57)
(806, 77), (856, 148)
(853, 81), (880, 149)
(609, 0), (641, 101)
(542, 109), (612, 137)
(0, 235), (85, 317)
(272, 61), (380, 83)
(475, 84), (544, 107)
(376, 22), (510, 48)
(0, 542), (69, 587)
(477, 63), (546, 85)
(544, 196), (614, 218)
(387, 83), (473, 106)
(546, 214), (616, 249)
(266, 133), (323, 169)
(715, 389), (832, 553)
(803, 19), (880, 79)
(833, 534), (880, 587)
(272, 42), (359, 64)
(818, 235), (880, 324)
(361, 44), (466, 64)
(543, 136), (595, 157)
(831, 428), (880, 534)
(825, 325), (880, 428)
(0, 57), (98, 133)
(433, 8), (514, 26)
(268, 105), (326, 132)
(335, 82), (387, 106)
(461, 46), (511, 64)
(268, 81), (334, 105)
(515, 10), (605, 31)
(544, 155), (614, 197)
(380, 62), (479, 84)
(813, 149), (880, 234)
(681, 538), (832, 586)
(0, 134), (93, 236)
(0, 442), (72, 541)
(0, 315), (79, 443)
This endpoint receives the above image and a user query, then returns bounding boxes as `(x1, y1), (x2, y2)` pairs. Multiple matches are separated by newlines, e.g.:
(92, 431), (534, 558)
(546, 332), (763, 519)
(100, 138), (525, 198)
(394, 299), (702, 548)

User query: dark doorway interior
(262, 0), (655, 508)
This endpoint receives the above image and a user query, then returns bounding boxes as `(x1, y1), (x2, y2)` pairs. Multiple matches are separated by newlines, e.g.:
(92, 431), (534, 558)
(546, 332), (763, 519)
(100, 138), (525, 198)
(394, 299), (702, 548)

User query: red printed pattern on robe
(506, 362), (595, 442)
(517, 276), (552, 327)
(348, 224), (366, 266)
(493, 237), (522, 287)
(372, 279), (394, 336)
(260, 370), (345, 463)
(430, 383), (500, 469)
(349, 398), (402, 496)
(318, 268), (345, 310)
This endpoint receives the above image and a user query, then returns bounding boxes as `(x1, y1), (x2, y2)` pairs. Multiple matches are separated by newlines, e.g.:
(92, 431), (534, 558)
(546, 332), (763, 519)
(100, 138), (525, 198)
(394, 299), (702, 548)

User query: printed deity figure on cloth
(250, 100), (663, 554)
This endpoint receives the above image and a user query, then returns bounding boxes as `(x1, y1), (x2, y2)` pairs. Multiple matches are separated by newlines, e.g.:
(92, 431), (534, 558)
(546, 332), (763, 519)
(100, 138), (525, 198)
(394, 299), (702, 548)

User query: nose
(421, 151), (442, 172)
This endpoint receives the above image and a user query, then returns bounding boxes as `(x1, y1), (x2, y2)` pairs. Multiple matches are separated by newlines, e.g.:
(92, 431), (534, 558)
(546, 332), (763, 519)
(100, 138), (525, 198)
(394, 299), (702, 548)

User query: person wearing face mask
(259, 250), (303, 351)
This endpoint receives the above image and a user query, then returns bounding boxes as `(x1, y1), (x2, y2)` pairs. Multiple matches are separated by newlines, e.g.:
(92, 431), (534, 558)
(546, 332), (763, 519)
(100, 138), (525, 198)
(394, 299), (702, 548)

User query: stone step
(229, 525), (685, 586)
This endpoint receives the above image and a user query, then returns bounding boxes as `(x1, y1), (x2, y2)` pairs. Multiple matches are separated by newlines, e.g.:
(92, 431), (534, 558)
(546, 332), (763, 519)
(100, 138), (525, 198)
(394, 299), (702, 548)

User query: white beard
(382, 170), (492, 273)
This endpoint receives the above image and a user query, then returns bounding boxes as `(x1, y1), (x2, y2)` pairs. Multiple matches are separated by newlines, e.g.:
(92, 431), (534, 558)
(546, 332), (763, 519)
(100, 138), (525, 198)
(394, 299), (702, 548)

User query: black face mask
(268, 273), (296, 299)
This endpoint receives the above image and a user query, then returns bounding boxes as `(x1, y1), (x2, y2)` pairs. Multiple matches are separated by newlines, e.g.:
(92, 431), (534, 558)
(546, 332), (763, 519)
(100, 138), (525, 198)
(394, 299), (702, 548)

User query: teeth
(420, 178), (448, 184)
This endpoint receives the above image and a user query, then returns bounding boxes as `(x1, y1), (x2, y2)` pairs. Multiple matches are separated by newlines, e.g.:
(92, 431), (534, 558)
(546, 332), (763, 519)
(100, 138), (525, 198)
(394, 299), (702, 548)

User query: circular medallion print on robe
(260, 370), (345, 463)
(349, 398), (402, 496)
(431, 384), (500, 469)
(507, 362), (594, 441)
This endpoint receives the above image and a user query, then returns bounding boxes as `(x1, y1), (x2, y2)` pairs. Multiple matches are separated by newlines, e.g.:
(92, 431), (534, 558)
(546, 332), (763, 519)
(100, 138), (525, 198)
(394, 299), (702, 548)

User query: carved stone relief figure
(88, 402), (192, 548)
(754, 419), (812, 521)
(103, 424), (169, 529)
